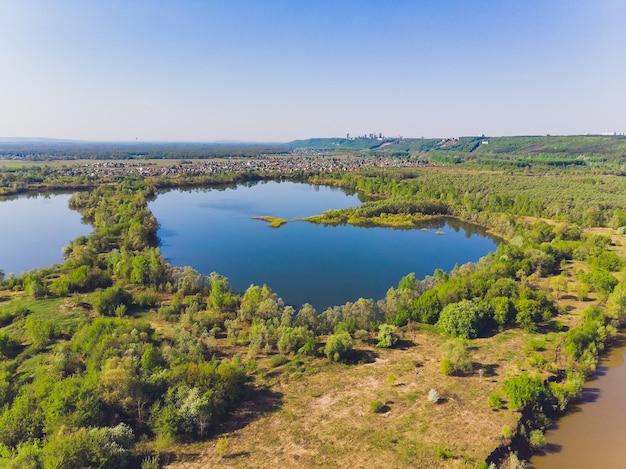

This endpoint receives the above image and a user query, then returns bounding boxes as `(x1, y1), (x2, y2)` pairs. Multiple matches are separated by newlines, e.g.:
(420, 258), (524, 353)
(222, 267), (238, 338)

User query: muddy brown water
(530, 339), (626, 468)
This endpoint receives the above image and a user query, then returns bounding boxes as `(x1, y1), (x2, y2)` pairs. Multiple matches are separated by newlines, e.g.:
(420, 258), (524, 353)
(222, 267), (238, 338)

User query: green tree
(25, 316), (56, 350)
(491, 296), (515, 328)
(515, 299), (542, 332)
(607, 281), (626, 325)
(503, 372), (551, 410)
(208, 272), (231, 309)
(436, 299), (484, 339)
(90, 283), (133, 316)
(376, 324), (399, 348)
(324, 331), (354, 362)
(412, 289), (441, 324)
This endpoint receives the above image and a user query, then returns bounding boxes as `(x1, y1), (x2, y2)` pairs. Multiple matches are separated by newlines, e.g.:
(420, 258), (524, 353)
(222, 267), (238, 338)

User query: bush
(269, 354), (289, 368)
(370, 400), (384, 413)
(376, 324), (399, 348)
(134, 291), (159, 308)
(529, 429), (547, 449)
(277, 326), (314, 355)
(439, 339), (472, 376)
(436, 445), (453, 460)
(550, 372), (584, 412)
(90, 284), (133, 316)
(436, 299), (485, 338)
(141, 455), (160, 469)
(488, 393), (505, 410)
(324, 331), (354, 362)
(215, 437), (229, 457)
(503, 372), (551, 410)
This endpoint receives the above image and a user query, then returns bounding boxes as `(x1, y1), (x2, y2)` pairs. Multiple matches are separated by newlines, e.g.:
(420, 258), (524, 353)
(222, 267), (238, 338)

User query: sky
(0, 0), (625, 142)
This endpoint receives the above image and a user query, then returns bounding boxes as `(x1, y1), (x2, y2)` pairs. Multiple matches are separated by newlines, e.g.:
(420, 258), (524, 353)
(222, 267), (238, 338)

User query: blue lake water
(0, 193), (92, 275)
(150, 181), (500, 310)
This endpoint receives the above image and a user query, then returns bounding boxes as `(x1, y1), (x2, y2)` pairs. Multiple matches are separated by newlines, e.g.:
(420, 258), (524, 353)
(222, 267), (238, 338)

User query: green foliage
(412, 290), (441, 324)
(439, 339), (472, 376)
(564, 306), (615, 370)
(40, 423), (134, 469)
(491, 296), (516, 328)
(581, 268), (618, 299)
(435, 444), (453, 460)
(324, 331), (354, 362)
(376, 324), (399, 348)
(141, 455), (160, 469)
(269, 354), (289, 368)
(488, 393), (505, 410)
(529, 429), (547, 449)
(25, 316), (57, 350)
(90, 283), (133, 316)
(607, 281), (626, 325)
(277, 326), (315, 355)
(436, 299), (484, 339)
(514, 299), (542, 332)
(370, 400), (384, 413)
(550, 372), (584, 412)
(503, 372), (551, 411)
(215, 437), (229, 457)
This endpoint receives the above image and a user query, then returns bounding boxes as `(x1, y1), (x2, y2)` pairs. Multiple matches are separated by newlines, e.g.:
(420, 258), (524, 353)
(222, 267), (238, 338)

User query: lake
(150, 181), (499, 310)
(0, 193), (92, 275)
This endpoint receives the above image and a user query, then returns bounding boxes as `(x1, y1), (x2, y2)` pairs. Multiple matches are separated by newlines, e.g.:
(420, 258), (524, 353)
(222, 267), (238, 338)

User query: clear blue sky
(1, 0), (624, 142)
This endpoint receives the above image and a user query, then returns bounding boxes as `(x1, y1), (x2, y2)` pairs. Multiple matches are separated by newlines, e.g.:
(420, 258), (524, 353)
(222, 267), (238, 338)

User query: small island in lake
(253, 215), (289, 228)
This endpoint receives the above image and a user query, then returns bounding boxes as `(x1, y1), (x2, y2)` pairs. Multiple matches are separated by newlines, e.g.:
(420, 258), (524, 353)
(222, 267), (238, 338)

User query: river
(530, 338), (626, 468)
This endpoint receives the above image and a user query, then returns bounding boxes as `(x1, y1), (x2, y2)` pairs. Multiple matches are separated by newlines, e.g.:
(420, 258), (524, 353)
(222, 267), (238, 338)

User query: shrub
(141, 455), (160, 469)
(549, 372), (584, 411)
(269, 354), (289, 368)
(436, 299), (484, 338)
(324, 331), (354, 362)
(277, 326), (314, 355)
(134, 291), (159, 308)
(439, 339), (472, 376)
(436, 445), (452, 460)
(528, 353), (546, 369)
(503, 372), (551, 410)
(488, 393), (505, 410)
(413, 290), (441, 324)
(529, 429), (547, 449)
(376, 324), (399, 348)
(90, 284), (133, 316)
(215, 437), (229, 457)
(370, 400), (384, 413)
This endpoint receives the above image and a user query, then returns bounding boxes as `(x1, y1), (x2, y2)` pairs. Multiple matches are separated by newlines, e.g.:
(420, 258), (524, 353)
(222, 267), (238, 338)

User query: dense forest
(0, 148), (625, 468)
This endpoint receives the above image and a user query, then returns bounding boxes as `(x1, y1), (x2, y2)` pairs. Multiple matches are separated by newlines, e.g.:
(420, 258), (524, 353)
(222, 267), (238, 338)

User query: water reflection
(150, 181), (499, 310)
(0, 193), (92, 275)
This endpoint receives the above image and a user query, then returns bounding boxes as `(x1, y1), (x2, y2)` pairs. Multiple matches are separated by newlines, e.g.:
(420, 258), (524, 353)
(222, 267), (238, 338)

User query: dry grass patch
(167, 328), (529, 469)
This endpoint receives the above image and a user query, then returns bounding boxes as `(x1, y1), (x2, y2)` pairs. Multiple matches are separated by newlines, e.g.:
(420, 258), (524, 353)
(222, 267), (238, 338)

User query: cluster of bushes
(0, 318), (247, 466)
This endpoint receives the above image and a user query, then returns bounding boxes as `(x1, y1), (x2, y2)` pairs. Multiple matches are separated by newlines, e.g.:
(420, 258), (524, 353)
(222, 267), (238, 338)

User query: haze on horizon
(1, 1), (625, 143)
